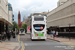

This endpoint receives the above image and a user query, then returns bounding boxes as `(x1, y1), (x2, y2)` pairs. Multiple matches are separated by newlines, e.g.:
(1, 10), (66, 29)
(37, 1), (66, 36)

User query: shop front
(0, 18), (13, 34)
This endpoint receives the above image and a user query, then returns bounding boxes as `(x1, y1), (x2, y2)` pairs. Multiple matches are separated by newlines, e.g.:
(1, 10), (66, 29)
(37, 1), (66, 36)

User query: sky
(8, 0), (59, 23)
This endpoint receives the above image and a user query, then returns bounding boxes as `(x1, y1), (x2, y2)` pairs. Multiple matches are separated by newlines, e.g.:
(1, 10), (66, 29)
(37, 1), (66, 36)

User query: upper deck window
(34, 17), (44, 21)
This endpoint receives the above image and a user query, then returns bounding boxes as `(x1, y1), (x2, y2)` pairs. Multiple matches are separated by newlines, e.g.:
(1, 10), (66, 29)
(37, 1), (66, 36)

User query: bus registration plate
(38, 37), (41, 39)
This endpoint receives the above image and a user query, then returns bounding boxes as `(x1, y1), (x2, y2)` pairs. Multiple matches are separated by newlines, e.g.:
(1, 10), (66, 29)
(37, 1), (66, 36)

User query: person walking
(56, 31), (58, 37)
(7, 31), (11, 40)
(0, 34), (2, 42)
(9, 31), (11, 38)
(0, 32), (1, 34)
(11, 30), (13, 36)
(1, 32), (4, 40)
(52, 30), (55, 38)
(4, 31), (6, 40)
(13, 31), (15, 38)
(50, 30), (53, 37)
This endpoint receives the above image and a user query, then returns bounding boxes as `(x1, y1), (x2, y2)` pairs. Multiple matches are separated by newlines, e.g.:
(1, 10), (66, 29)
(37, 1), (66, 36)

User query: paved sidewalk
(47, 35), (75, 46)
(0, 42), (19, 50)
(0, 35), (19, 50)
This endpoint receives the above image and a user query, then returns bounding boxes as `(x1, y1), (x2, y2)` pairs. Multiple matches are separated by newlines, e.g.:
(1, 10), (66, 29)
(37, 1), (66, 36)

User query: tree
(22, 24), (27, 30)
(13, 21), (19, 30)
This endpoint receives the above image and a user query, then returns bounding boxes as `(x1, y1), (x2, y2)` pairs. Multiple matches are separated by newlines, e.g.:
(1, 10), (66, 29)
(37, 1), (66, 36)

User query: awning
(0, 18), (13, 26)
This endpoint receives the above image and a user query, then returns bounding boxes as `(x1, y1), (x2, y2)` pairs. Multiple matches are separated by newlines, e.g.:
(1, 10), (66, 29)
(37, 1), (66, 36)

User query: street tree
(13, 21), (19, 30)
(22, 24), (27, 31)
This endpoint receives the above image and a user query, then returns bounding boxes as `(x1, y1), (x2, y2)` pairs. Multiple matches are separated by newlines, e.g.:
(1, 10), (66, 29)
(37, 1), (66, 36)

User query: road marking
(21, 41), (25, 50)
(60, 42), (75, 48)
(25, 43), (28, 46)
(13, 46), (19, 50)
(47, 38), (75, 48)
(18, 35), (25, 50)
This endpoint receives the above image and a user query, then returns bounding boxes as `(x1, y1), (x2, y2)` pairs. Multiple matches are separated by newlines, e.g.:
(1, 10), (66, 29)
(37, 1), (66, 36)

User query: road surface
(19, 34), (75, 50)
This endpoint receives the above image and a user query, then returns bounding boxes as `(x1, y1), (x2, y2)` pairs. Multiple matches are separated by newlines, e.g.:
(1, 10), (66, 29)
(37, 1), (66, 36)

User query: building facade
(0, 0), (8, 21)
(57, 0), (68, 6)
(22, 16), (27, 25)
(0, 0), (13, 33)
(8, 3), (13, 24)
(26, 16), (29, 26)
(47, 0), (75, 32)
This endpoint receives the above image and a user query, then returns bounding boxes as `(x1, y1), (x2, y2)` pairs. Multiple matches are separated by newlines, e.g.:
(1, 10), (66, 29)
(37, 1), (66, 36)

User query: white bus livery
(19, 28), (25, 34)
(30, 15), (47, 40)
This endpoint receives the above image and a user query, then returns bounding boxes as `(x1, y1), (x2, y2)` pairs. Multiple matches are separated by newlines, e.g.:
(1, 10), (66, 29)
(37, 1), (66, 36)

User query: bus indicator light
(40, 27), (43, 30)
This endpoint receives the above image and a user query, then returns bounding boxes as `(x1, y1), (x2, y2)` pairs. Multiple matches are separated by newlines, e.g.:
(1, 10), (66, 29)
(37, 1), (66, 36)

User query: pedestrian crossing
(24, 42), (65, 46)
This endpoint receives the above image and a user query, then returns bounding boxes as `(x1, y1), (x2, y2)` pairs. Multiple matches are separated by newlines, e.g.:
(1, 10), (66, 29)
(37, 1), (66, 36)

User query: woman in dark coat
(7, 31), (11, 40)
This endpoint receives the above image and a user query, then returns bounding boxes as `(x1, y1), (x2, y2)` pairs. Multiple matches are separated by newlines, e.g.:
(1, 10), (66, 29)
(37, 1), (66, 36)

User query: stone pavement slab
(0, 42), (19, 50)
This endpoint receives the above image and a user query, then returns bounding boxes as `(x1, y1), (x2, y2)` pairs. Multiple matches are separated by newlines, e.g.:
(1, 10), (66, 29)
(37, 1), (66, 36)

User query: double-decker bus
(30, 15), (47, 40)
(19, 28), (25, 35)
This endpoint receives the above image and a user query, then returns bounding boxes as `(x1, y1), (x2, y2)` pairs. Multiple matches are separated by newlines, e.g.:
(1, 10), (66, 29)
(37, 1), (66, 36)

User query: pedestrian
(47, 30), (49, 34)
(26, 30), (27, 33)
(56, 31), (58, 37)
(0, 34), (2, 42)
(18, 30), (19, 34)
(11, 30), (13, 36)
(50, 30), (53, 37)
(1, 32), (4, 40)
(52, 30), (55, 38)
(0, 32), (1, 34)
(7, 31), (11, 40)
(9, 31), (11, 38)
(3, 31), (6, 40)
(13, 31), (15, 38)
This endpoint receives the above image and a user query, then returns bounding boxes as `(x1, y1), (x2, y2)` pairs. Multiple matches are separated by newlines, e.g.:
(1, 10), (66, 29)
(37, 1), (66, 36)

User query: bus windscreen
(20, 29), (24, 31)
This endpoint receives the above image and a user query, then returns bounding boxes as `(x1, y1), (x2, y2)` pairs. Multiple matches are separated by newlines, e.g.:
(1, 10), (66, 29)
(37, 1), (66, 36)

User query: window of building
(8, 3), (11, 7)
(8, 7), (12, 10)
(61, 2), (65, 3)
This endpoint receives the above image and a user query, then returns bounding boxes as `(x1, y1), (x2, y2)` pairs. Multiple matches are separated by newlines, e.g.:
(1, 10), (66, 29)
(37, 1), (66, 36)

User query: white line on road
(24, 43), (28, 46)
